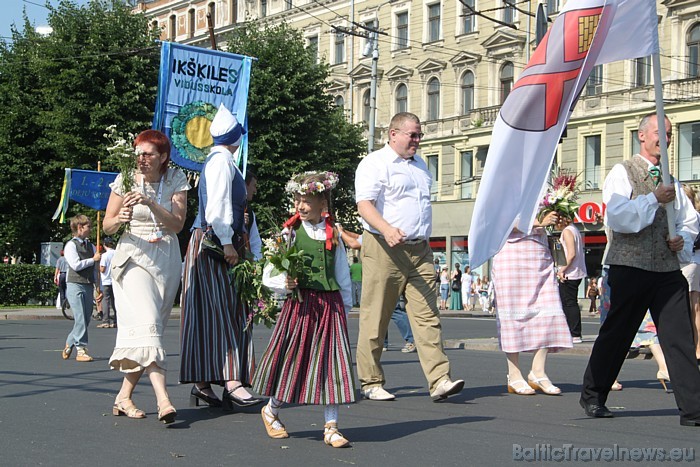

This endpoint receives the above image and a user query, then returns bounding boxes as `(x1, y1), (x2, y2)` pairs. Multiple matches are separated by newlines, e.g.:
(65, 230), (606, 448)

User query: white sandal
(527, 372), (562, 395)
(507, 375), (535, 395)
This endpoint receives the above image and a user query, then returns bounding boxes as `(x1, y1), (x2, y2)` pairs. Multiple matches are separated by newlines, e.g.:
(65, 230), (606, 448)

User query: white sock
(324, 404), (338, 425)
(263, 398), (284, 430)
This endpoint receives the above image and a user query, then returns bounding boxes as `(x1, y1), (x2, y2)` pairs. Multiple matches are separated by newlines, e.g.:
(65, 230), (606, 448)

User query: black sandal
(190, 384), (222, 407)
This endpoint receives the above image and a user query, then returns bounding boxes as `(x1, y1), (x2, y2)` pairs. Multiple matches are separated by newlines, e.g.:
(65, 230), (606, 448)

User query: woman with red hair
(103, 129), (190, 424)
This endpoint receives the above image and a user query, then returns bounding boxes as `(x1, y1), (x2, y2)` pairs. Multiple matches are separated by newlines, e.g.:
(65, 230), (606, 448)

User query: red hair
(134, 130), (171, 175)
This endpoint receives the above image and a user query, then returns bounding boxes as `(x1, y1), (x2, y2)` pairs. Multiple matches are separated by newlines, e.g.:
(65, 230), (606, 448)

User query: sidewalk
(1, 304), (602, 356)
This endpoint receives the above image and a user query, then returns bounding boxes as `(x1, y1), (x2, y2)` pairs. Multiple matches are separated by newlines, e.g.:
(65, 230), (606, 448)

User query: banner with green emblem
(152, 42), (253, 174)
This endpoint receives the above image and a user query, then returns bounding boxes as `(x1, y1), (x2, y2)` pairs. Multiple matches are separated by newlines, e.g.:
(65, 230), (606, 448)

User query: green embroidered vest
(294, 224), (340, 291)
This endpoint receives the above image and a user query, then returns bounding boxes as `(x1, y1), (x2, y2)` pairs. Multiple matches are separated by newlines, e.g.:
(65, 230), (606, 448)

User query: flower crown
(285, 171), (339, 195)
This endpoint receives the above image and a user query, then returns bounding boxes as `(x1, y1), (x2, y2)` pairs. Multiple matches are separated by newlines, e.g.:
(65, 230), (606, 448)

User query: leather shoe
(680, 417), (700, 427)
(222, 386), (264, 411)
(361, 386), (395, 401)
(580, 399), (613, 418)
(430, 378), (465, 401)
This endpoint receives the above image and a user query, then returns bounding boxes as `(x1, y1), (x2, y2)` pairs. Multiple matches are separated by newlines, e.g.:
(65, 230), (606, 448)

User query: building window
(688, 24), (700, 78)
(334, 31), (345, 65)
(546, 0), (558, 15)
(307, 35), (319, 63)
(208, 2), (216, 26)
(261, 0), (267, 18)
(586, 64), (603, 96)
(679, 122), (700, 181)
(631, 130), (640, 156)
(426, 155), (439, 201)
(462, 1), (475, 34)
(503, 1), (515, 25)
(633, 56), (651, 87)
(395, 84), (408, 114)
(460, 150), (474, 199)
(396, 12), (409, 49)
(427, 78), (440, 121)
(500, 62), (513, 104)
(363, 90), (371, 123)
(461, 71), (474, 114)
(169, 14), (176, 40)
(188, 9), (195, 38)
(428, 3), (441, 43)
(231, 0), (238, 23)
(334, 95), (345, 110)
(363, 19), (377, 54)
(285, 0), (292, 10)
(585, 135), (601, 190)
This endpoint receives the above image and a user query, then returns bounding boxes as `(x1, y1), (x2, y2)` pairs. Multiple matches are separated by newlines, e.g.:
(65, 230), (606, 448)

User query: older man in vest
(580, 112), (700, 426)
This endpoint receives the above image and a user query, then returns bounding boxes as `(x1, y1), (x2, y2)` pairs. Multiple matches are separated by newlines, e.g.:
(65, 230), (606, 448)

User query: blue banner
(69, 169), (117, 211)
(53, 169), (118, 222)
(152, 42), (253, 173)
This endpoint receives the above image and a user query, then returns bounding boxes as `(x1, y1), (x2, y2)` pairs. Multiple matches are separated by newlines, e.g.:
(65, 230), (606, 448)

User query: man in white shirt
(354, 112), (464, 402)
(580, 112), (700, 427)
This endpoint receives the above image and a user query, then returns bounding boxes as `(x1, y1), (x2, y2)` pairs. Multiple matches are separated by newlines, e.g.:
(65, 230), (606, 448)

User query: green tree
(222, 22), (366, 236)
(0, 0), (159, 259)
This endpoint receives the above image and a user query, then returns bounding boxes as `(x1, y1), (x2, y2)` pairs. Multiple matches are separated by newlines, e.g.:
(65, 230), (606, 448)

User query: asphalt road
(0, 316), (697, 466)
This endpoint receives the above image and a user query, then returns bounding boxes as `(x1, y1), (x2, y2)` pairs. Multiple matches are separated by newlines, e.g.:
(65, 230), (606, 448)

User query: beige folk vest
(605, 156), (679, 273)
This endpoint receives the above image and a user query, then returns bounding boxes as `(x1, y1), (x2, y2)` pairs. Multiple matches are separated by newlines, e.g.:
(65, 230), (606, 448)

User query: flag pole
(651, 52), (676, 238)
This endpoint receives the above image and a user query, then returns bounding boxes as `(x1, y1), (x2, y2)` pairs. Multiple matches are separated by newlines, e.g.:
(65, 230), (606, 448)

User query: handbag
(547, 235), (567, 267)
(200, 228), (227, 263)
(451, 280), (460, 291)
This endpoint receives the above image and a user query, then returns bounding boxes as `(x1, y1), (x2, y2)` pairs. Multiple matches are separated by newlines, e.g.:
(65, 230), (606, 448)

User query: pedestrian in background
(449, 263), (463, 310)
(350, 256), (363, 307)
(97, 237), (117, 329)
(680, 184), (700, 363)
(103, 129), (189, 424)
(555, 218), (587, 344)
(438, 266), (450, 310)
(53, 250), (68, 309)
(461, 265), (474, 311)
(586, 278), (599, 314)
(61, 214), (101, 363)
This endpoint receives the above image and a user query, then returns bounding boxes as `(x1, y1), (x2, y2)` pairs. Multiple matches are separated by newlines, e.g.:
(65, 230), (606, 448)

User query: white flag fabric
(468, 0), (658, 268)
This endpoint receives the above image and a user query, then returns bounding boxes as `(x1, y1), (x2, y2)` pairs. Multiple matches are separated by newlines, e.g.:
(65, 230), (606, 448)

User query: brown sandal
(323, 422), (350, 448)
(112, 399), (146, 419)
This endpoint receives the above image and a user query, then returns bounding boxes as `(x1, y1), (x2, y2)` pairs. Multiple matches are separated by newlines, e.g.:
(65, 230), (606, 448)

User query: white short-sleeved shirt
(355, 143), (432, 240)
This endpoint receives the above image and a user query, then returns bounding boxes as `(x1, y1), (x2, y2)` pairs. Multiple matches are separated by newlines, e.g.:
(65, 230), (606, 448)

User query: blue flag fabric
(152, 42), (253, 173)
(52, 169), (118, 222)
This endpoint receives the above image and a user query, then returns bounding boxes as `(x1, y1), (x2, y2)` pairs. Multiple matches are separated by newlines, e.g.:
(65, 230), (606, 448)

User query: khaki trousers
(356, 232), (451, 393)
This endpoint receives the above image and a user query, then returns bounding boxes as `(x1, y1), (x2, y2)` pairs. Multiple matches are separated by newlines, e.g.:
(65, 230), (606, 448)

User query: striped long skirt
(252, 289), (356, 405)
(179, 228), (255, 385)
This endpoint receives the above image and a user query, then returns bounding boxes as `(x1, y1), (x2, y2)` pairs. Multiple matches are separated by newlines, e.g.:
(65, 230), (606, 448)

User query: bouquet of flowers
(538, 168), (580, 222)
(263, 230), (309, 302)
(229, 259), (280, 329)
(104, 125), (140, 193)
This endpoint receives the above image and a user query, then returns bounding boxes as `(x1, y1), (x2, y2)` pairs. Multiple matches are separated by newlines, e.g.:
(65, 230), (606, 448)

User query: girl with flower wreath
(252, 171), (355, 448)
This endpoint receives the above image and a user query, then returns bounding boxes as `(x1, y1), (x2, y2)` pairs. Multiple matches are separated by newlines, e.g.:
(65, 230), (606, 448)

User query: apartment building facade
(135, 0), (700, 276)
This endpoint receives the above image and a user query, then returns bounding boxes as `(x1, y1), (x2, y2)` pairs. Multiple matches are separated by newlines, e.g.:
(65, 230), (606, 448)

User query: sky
(2, 0), (91, 42)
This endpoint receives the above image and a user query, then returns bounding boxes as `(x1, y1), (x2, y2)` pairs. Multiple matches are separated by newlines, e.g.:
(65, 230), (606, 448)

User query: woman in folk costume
(253, 171), (355, 448)
(179, 103), (263, 410)
(491, 208), (573, 396)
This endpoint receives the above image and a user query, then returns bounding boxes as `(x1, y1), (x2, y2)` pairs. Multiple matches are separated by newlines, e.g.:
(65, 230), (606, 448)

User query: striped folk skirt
(179, 228), (255, 385)
(252, 289), (356, 405)
(492, 230), (573, 353)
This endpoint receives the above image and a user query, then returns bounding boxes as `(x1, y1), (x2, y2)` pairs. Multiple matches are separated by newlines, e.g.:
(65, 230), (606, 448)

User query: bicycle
(61, 297), (98, 321)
